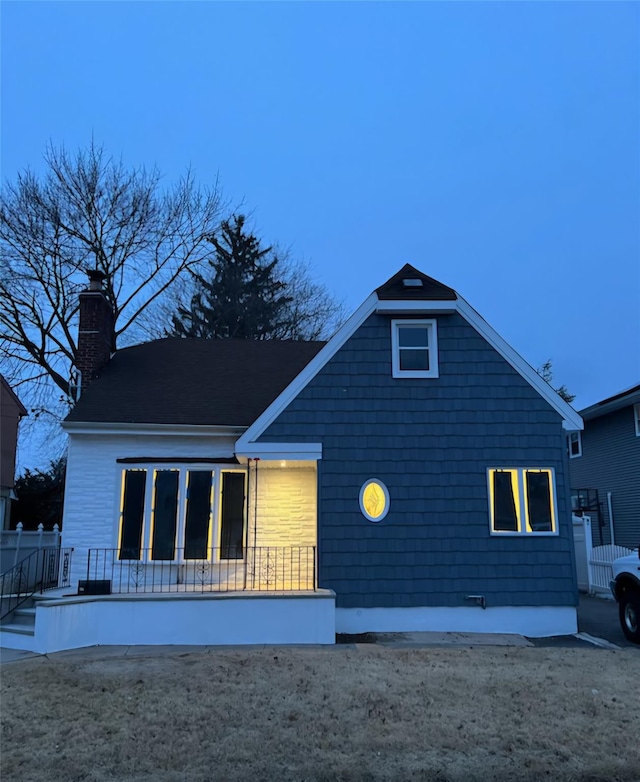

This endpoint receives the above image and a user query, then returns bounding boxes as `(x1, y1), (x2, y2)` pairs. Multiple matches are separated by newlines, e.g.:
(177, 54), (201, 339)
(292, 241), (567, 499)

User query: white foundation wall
(63, 433), (237, 587)
(336, 606), (578, 638)
(26, 591), (336, 653)
(250, 466), (317, 548)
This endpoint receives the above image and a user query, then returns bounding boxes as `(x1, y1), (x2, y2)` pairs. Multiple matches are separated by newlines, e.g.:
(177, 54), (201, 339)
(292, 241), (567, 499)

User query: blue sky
(2, 1), (639, 422)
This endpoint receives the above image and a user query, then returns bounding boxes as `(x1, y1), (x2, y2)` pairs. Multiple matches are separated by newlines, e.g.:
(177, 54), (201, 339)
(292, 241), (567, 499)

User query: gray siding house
(568, 385), (640, 548)
(23, 263), (584, 654)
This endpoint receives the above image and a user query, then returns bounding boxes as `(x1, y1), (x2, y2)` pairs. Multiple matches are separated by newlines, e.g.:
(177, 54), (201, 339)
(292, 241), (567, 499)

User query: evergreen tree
(170, 215), (337, 340)
(536, 359), (575, 403)
(10, 458), (66, 530)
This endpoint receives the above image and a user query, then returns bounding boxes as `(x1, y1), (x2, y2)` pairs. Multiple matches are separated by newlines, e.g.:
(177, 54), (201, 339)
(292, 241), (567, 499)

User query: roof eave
(580, 387), (640, 420)
(62, 421), (247, 437)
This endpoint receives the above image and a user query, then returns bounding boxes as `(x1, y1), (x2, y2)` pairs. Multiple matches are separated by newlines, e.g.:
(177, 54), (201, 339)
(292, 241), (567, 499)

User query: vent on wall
(402, 278), (424, 288)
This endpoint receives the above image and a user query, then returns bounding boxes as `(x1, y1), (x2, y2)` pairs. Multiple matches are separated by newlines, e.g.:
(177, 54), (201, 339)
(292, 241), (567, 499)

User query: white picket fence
(0, 522), (61, 574)
(573, 515), (636, 595)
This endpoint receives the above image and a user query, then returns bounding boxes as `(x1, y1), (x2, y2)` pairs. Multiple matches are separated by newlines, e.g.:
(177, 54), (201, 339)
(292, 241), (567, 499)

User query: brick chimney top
(86, 268), (107, 292)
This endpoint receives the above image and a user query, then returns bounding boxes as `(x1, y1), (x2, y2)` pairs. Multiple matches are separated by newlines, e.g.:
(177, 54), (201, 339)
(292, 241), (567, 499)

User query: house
(0, 375), (27, 529)
(0, 264), (584, 653)
(568, 384), (640, 548)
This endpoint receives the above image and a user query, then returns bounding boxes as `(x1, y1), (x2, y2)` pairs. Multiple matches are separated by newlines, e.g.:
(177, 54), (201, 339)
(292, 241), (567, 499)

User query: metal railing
(86, 547), (317, 594)
(0, 547), (73, 620)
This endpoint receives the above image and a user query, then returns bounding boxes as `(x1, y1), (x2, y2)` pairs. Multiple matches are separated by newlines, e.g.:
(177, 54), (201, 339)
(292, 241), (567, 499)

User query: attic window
(391, 319), (439, 379)
(402, 278), (424, 288)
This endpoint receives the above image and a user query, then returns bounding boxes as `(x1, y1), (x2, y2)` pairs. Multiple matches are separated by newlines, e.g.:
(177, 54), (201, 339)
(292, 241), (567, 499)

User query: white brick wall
(250, 466), (317, 548)
(63, 433), (236, 586)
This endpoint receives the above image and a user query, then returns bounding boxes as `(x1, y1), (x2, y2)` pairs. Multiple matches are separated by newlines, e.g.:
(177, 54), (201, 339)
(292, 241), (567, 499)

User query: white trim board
(336, 606), (578, 638)
(237, 289), (583, 449)
(236, 442), (322, 461)
(63, 422), (246, 437)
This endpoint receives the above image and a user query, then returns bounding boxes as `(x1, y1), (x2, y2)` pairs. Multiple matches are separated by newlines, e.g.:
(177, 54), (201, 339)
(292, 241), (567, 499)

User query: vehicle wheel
(619, 590), (640, 644)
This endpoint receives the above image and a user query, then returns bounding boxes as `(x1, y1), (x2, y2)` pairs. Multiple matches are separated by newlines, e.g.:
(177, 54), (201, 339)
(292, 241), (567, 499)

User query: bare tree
(1, 141), (224, 412)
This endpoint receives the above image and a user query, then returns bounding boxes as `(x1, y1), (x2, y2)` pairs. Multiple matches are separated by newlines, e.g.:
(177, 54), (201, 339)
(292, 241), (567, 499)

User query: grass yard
(1, 645), (639, 782)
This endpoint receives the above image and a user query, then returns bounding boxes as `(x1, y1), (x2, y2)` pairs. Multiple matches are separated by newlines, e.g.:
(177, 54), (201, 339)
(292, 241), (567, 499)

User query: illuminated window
(568, 431), (582, 458)
(391, 319), (439, 378)
(119, 470), (147, 559)
(359, 479), (390, 522)
(117, 466), (245, 561)
(488, 468), (558, 535)
(634, 404), (640, 437)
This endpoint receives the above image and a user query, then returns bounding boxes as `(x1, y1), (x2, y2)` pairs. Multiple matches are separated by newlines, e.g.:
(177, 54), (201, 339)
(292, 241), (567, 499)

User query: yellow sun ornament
(359, 479), (390, 522)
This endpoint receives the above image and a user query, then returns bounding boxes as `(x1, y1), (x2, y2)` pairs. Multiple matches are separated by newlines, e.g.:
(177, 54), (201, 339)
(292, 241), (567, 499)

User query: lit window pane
(399, 349), (429, 371)
(220, 473), (245, 560)
(526, 472), (553, 532)
(398, 326), (429, 347)
(493, 471), (518, 531)
(119, 470), (146, 560)
(151, 471), (179, 560)
(184, 471), (212, 559)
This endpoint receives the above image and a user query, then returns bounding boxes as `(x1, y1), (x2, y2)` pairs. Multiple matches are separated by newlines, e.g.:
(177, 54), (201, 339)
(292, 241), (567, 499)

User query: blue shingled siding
(259, 312), (577, 609)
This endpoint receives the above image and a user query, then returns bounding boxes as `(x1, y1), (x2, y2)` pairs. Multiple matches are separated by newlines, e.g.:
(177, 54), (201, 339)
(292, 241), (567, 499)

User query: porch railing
(86, 547), (317, 594)
(1, 547), (73, 620)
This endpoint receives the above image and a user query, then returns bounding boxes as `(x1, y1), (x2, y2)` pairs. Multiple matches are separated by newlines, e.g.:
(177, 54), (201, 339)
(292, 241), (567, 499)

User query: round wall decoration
(359, 479), (390, 522)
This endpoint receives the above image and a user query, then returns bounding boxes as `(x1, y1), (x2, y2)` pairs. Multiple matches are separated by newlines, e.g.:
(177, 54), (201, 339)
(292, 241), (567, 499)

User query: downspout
(252, 458), (260, 588)
(243, 459), (251, 590)
(606, 492), (615, 545)
(253, 458), (260, 552)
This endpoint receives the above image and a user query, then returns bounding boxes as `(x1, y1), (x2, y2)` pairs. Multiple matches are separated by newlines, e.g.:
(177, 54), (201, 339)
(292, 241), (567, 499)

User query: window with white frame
(634, 403), (640, 437)
(488, 468), (558, 535)
(568, 431), (582, 458)
(118, 466), (246, 561)
(391, 319), (439, 378)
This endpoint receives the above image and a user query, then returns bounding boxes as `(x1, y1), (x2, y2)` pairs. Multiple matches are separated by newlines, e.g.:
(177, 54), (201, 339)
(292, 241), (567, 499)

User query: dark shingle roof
(65, 338), (325, 426)
(376, 263), (457, 301)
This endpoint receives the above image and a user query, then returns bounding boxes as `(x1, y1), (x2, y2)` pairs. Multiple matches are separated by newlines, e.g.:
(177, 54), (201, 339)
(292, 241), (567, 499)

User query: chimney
(75, 270), (114, 393)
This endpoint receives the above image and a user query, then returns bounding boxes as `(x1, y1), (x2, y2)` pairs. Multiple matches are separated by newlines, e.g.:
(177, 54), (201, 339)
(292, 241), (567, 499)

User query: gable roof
(376, 263), (457, 301)
(236, 264), (583, 449)
(0, 375), (28, 417)
(64, 338), (324, 427)
(579, 383), (640, 421)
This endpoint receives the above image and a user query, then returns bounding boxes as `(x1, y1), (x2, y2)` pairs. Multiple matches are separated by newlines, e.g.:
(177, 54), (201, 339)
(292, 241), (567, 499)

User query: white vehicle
(611, 550), (640, 644)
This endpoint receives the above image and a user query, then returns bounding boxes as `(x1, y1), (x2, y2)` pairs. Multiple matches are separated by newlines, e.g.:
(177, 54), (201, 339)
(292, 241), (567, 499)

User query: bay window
(118, 466), (245, 561)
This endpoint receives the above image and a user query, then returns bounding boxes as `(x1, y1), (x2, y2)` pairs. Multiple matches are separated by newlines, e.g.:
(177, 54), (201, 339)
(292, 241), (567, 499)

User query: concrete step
(0, 623), (35, 636)
(10, 608), (36, 627)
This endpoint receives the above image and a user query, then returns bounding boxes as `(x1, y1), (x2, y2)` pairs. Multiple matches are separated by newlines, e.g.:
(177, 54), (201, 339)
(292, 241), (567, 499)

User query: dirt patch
(336, 632), (378, 644)
(1, 646), (639, 781)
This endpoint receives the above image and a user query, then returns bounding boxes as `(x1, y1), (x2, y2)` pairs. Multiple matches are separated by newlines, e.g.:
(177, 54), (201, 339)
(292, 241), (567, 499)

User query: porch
(84, 545), (317, 594)
(0, 545), (334, 653)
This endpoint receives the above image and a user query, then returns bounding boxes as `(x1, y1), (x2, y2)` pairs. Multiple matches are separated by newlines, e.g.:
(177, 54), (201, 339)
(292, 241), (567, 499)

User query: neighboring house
(0, 375), (27, 529)
(1, 264), (584, 653)
(568, 384), (640, 548)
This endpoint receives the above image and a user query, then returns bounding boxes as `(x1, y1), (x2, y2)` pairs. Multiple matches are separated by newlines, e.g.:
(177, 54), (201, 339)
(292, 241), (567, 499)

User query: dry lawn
(1, 645), (639, 782)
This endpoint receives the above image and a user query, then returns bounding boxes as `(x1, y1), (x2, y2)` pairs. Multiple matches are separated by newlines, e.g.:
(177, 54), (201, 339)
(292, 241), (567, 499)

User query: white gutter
(62, 421), (246, 437)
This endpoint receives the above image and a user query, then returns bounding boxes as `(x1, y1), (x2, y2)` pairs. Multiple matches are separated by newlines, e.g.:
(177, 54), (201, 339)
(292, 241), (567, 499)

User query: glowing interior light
(359, 479), (390, 522)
